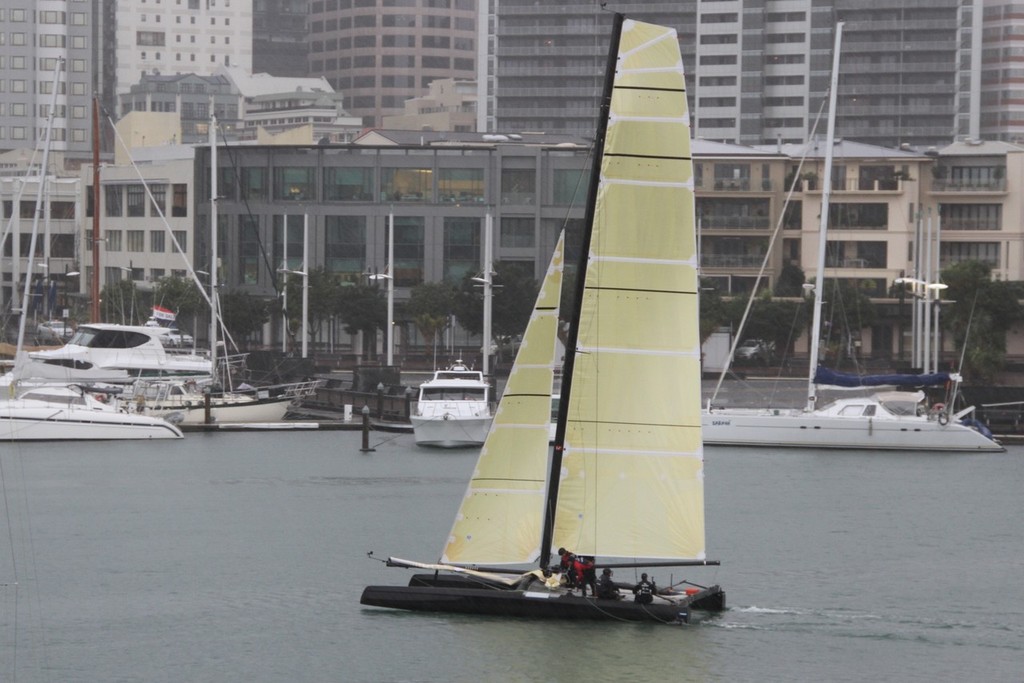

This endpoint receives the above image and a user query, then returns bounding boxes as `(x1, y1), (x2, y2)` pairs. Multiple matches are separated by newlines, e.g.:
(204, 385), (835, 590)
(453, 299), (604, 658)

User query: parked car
(735, 338), (774, 362)
(165, 327), (194, 347)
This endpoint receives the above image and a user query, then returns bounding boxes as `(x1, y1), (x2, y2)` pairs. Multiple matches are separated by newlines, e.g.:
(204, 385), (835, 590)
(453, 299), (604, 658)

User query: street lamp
(278, 264), (308, 359)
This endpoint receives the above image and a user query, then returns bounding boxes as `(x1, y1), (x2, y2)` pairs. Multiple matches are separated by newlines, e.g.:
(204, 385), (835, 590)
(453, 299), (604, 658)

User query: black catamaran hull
(360, 583), (726, 623)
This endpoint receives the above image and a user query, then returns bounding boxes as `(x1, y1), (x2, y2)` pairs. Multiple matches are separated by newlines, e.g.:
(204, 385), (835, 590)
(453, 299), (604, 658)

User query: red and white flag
(152, 305), (176, 322)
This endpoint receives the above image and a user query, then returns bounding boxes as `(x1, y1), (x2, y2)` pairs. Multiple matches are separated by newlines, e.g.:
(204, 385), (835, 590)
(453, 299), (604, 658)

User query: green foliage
(774, 263), (807, 297)
(452, 262), (539, 339)
(219, 290), (269, 342)
(100, 279), (149, 324)
(407, 282), (456, 347)
(698, 281), (728, 345)
(281, 267), (343, 341)
(336, 282), (386, 339)
(940, 261), (1024, 381)
(152, 275), (206, 320)
(724, 289), (810, 360)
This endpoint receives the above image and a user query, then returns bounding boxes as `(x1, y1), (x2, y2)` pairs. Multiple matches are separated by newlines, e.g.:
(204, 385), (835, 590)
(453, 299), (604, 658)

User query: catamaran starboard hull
(0, 412), (183, 440)
(360, 584), (725, 623)
(702, 409), (1004, 452)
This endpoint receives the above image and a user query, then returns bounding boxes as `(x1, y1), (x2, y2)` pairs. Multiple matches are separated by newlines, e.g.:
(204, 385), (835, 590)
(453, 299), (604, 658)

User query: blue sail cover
(814, 366), (952, 388)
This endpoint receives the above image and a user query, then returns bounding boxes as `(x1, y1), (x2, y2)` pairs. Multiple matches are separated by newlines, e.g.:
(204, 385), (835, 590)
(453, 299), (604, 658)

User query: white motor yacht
(14, 323), (212, 385)
(410, 361), (493, 447)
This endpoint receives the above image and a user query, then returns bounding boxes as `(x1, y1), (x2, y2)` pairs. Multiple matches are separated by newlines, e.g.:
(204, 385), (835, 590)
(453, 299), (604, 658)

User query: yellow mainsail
(552, 19), (706, 561)
(441, 235), (565, 565)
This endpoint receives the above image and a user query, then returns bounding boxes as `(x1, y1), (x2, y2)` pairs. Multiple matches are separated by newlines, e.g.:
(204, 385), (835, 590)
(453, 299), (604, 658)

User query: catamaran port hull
(360, 582), (725, 623)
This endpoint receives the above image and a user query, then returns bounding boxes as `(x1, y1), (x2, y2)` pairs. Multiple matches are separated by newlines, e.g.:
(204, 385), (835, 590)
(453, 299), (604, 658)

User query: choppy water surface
(2, 431), (1022, 682)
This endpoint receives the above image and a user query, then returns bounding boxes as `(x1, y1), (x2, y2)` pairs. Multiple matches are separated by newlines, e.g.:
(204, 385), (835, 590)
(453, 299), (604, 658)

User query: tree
(941, 261), (1024, 382)
(452, 262), (539, 339)
(336, 283), (386, 358)
(407, 282), (456, 353)
(152, 275), (206, 321)
(219, 291), (270, 347)
(816, 279), (877, 367)
(698, 281), (729, 345)
(280, 267), (342, 343)
(100, 279), (148, 324)
(725, 289), (810, 362)
(773, 263), (807, 297)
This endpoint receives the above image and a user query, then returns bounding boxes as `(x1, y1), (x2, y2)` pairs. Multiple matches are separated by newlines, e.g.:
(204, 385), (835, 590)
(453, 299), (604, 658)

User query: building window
(274, 167), (315, 201)
(500, 217), (534, 249)
(382, 168), (432, 202)
(172, 230), (187, 253)
(390, 216), (424, 286)
(151, 230), (166, 253)
(172, 184), (188, 217)
(323, 168), (373, 201)
(501, 168), (535, 205)
(127, 230), (145, 252)
(106, 230), (123, 251)
(239, 216), (260, 284)
(325, 215), (367, 282)
(241, 168), (266, 201)
(272, 215), (304, 272)
(438, 169), (483, 204)
(149, 184), (167, 215)
(553, 169), (586, 205)
(105, 185), (123, 217)
(443, 217), (480, 282)
(127, 185), (146, 217)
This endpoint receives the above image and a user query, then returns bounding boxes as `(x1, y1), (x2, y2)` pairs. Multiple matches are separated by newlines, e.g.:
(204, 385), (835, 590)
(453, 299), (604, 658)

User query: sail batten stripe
(559, 447), (702, 459)
(590, 255), (696, 266)
(582, 286), (696, 296)
(600, 178), (693, 188)
(575, 345), (699, 358)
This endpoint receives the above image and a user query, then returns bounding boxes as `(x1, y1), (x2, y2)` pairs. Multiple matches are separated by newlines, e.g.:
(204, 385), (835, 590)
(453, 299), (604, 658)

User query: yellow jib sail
(552, 19), (706, 561)
(441, 235), (565, 565)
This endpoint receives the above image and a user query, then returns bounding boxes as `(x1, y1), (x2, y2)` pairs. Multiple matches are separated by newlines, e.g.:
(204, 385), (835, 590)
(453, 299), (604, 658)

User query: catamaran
(701, 24), (1002, 453)
(361, 14), (725, 622)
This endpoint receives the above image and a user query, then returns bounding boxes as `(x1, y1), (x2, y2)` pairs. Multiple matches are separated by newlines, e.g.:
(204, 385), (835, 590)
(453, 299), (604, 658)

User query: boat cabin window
(880, 399), (918, 416)
(838, 404), (869, 416)
(435, 371), (482, 381)
(22, 389), (86, 406)
(421, 387), (487, 401)
(79, 329), (152, 349)
(42, 359), (95, 370)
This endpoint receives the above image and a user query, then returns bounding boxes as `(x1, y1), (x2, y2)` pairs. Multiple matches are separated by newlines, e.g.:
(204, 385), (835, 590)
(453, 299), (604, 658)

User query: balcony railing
(931, 178), (1006, 192)
(700, 216), (771, 230)
(701, 254), (768, 268)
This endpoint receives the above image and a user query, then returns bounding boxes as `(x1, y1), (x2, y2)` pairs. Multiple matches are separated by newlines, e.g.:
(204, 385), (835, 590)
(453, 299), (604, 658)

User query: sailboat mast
(91, 97), (102, 323)
(16, 61), (63, 353)
(209, 115), (219, 372)
(805, 23), (843, 413)
(539, 12), (624, 569)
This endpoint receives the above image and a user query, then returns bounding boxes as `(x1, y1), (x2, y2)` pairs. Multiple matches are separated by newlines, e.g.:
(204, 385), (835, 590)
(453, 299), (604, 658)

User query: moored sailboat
(361, 15), (724, 622)
(701, 24), (1002, 453)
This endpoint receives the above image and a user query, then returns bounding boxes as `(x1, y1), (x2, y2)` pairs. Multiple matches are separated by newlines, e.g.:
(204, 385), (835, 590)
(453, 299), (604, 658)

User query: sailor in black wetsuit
(633, 573), (655, 605)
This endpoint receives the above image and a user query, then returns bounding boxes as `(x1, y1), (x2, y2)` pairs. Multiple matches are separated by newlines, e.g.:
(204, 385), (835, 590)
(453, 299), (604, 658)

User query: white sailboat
(409, 361), (493, 447)
(361, 15), (724, 622)
(701, 24), (1002, 453)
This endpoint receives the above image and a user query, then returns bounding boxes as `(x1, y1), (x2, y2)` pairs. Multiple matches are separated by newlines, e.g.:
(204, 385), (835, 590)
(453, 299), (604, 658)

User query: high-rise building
(113, 0), (253, 108)
(0, 0), (107, 159)
(306, 0), (478, 128)
(492, 1), (983, 148)
(252, 0), (309, 77)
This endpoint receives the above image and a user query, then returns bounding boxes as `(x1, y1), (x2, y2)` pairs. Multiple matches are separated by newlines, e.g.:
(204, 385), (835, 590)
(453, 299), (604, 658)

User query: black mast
(538, 12), (624, 570)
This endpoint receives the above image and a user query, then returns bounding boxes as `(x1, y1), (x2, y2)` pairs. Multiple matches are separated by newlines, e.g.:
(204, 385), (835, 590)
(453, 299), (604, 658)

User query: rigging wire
(709, 93), (830, 406)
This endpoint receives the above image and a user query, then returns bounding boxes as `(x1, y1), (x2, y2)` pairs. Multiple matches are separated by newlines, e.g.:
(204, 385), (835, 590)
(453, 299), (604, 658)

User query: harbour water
(2, 430), (1022, 682)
